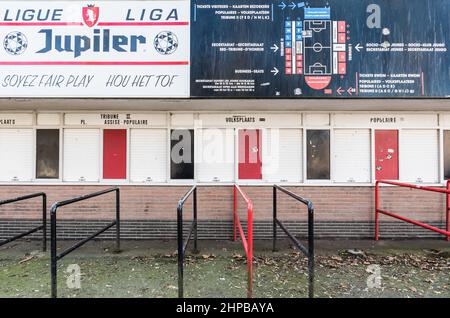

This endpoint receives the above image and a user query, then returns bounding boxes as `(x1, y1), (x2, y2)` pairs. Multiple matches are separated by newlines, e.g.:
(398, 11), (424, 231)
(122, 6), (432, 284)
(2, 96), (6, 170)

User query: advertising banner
(191, 0), (450, 98)
(0, 1), (190, 97)
(0, 1), (448, 99)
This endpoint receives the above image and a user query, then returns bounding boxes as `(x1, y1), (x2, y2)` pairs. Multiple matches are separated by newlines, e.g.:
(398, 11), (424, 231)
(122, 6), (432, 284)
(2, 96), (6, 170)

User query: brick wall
(0, 185), (448, 239)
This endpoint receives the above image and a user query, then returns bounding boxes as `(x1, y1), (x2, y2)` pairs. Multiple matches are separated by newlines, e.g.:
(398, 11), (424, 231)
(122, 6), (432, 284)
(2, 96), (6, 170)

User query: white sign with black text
(64, 113), (167, 126)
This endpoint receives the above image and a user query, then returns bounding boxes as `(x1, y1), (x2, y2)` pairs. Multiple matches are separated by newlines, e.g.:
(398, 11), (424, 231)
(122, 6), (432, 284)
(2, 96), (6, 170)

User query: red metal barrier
(375, 180), (450, 241)
(233, 184), (254, 298)
(447, 180), (450, 241)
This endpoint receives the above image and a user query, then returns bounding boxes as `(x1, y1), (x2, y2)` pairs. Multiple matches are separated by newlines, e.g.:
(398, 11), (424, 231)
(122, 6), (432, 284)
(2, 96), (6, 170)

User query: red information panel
(238, 129), (262, 180)
(375, 130), (398, 180)
(103, 129), (127, 179)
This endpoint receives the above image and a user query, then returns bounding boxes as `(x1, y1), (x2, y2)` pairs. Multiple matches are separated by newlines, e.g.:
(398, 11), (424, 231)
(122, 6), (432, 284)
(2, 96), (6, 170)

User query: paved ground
(0, 239), (448, 298)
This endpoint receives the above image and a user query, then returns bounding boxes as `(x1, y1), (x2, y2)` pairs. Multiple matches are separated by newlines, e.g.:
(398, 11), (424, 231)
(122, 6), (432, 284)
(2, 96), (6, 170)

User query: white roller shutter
(332, 129), (371, 183)
(400, 129), (439, 183)
(263, 129), (302, 183)
(130, 129), (167, 182)
(63, 129), (100, 181)
(0, 129), (33, 181)
(197, 128), (234, 182)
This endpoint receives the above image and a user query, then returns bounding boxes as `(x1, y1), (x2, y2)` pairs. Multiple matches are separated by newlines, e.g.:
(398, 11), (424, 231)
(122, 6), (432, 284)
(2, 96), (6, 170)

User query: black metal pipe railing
(50, 187), (120, 298)
(177, 185), (198, 298)
(0, 192), (46, 252)
(273, 185), (314, 298)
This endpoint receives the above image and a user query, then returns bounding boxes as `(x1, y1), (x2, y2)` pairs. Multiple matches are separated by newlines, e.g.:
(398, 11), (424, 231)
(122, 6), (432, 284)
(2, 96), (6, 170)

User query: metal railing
(272, 185), (314, 298)
(177, 185), (198, 298)
(233, 185), (253, 298)
(0, 192), (47, 252)
(446, 180), (450, 242)
(375, 180), (450, 240)
(50, 187), (120, 298)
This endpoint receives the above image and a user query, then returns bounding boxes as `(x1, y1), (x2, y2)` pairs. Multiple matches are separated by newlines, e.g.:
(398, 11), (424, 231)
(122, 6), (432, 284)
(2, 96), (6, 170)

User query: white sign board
(198, 113), (302, 128)
(0, 1), (190, 97)
(333, 113), (438, 128)
(0, 113), (34, 126)
(65, 112), (167, 126)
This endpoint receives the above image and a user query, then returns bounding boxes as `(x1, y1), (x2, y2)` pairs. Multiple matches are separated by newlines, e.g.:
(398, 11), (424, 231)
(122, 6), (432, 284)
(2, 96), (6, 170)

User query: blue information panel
(190, 0), (450, 98)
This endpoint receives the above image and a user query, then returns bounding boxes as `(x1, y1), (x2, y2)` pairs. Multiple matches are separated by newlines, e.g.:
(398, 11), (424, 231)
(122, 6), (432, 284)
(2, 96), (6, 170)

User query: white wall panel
(130, 129), (167, 182)
(332, 129), (371, 183)
(400, 130), (439, 183)
(197, 128), (234, 182)
(63, 129), (100, 181)
(263, 129), (302, 182)
(304, 113), (329, 126)
(0, 129), (33, 181)
(37, 113), (60, 126)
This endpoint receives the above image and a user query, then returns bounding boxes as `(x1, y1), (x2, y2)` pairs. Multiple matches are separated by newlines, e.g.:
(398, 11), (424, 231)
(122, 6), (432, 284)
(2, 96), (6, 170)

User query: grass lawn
(0, 239), (448, 298)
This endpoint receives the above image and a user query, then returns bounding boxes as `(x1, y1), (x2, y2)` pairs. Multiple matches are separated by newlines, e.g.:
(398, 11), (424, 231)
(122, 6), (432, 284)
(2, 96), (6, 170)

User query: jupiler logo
(3, 31), (28, 55)
(3, 5), (181, 58)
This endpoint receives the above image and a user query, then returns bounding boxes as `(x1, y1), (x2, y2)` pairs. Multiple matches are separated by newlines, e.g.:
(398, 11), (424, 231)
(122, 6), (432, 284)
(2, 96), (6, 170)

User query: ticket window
(197, 128), (234, 182)
(0, 129), (33, 181)
(306, 130), (330, 180)
(332, 129), (371, 183)
(63, 129), (100, 182)
(238, 129), (262, 180)
(263, 128), (302, 182)
(130, 129), (167, 182)
(375, 130), (398, 180)
(103, 129), (127, 180)
(400, 130), (438, 183)
(36, 129), (60, 179)
(171, 129), (194, 180)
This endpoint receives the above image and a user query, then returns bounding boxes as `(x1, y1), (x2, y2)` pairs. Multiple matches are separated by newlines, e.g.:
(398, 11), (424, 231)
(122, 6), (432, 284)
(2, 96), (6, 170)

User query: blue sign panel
(190, 0), (450, 98)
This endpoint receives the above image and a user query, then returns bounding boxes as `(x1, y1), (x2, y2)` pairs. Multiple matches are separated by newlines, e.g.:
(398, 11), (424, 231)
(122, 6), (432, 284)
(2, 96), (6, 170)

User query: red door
(238, 129), (262, 180)
(375, 130), (398, 180)
(103, 129), (127, 179)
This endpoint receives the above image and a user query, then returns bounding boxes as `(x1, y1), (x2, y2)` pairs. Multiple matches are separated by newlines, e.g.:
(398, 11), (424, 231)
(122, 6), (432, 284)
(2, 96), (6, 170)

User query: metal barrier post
(177, 201), (183, 298)
(375, 180), (450, 239)
(176, 185), (198, 298)
(447, 180), (450, 241)
(233, 185), (254, 298)
(272, 185), (315, 298)
(247, 200), (253, 298)
(308, 203), (314, 298)
(0, 193), (47, 250)
(233, 186), (237, 241)
(50, 204), (57, 298)
(193, 187), (198, 253)
(272, 186), (277, 252)
(375, 181), (379, 241)
(49, 187), (120, 298)
(116, 189), (121, 251)
(42, 194), (47, 252)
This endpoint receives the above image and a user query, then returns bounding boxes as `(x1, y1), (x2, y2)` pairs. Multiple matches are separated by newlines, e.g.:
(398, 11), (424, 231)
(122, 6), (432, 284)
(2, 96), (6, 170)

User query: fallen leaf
(18, 256), (35, 264)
